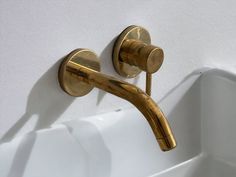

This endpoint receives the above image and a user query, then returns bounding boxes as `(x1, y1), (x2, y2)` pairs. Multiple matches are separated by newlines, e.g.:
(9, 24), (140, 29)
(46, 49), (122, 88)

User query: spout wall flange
(58, 49), (101, 96)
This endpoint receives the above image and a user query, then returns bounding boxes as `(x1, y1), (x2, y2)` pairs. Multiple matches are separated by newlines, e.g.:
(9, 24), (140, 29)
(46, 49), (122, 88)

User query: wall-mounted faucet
(58, 26), (176, 151)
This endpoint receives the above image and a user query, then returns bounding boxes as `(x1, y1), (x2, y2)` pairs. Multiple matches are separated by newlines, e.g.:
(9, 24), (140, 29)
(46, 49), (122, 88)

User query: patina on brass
(58, 49), (176, 151)
(112, 25), (164, 96)
(146, 73), (152, 95)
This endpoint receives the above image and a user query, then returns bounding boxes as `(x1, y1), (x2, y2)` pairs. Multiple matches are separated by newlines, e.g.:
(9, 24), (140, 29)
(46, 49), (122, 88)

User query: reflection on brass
(58, 48), (176, 151)
(112, 25), (164, 77)
(58, 49), (100, 96)
(120, 39), (164, 74)
(112, 25), (164, 96)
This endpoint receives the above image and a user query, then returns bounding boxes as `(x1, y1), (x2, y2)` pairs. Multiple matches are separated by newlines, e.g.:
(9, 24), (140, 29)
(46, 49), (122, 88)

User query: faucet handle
(113, 25), (164, 78)
(120, 39), (164, 74)
(112, 25), (164, 95)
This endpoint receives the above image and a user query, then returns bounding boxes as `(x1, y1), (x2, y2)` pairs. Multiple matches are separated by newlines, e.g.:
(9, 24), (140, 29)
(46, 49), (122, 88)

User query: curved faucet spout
(67, 61), (177, 151)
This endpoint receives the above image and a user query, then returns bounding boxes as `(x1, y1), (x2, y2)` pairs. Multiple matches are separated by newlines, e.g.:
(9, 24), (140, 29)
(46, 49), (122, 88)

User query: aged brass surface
(113, 25), (164, 96)
(113, 26), (150, 78)
(146, 73), (152, 96)
(58, 48), (176, 151)
(58, 49), (100, 96)
(120, 39), (164, 74)
(112, 25), (164, 77)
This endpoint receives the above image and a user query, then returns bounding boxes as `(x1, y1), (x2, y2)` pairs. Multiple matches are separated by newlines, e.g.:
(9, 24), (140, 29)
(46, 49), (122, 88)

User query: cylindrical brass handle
(112, 25), (165, 96)
(120, 39), (164, 74)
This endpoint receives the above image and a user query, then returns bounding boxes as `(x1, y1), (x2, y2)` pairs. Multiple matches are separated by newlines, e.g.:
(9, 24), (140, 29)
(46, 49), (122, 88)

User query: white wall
(0, 0), (236, 142)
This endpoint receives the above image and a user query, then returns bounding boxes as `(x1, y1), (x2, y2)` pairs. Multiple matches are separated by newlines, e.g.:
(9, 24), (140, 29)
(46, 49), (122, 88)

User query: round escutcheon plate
(112, 25), (151, 78)
(58, 49), (100, 97)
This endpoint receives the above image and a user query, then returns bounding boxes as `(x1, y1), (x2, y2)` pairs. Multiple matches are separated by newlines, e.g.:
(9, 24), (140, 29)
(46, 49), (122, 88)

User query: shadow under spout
(67, 62), (177, 151)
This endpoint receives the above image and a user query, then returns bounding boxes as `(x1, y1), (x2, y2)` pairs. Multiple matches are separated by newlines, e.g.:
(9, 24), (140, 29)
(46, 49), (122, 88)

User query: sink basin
(1, 68), (236, 177)
(150, 154), (236, 177)
(150, 68), (236, 177)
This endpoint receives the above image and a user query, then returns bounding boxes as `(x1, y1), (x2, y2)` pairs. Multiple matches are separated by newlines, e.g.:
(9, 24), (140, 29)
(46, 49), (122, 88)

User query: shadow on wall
(96, 38), (117, 106)
(0, 58), (75, 143)
(1, 36), (144, 143)
(6, 132), (37, 177)
(0, 38), (119, 143)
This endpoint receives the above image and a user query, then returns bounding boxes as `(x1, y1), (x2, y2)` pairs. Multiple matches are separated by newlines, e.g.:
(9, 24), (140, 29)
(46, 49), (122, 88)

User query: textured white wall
(0, 0), (236, 141)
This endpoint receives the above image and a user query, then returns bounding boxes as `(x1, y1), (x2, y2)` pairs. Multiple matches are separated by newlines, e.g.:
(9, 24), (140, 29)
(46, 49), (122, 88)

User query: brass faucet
(58, 48), (176, 151)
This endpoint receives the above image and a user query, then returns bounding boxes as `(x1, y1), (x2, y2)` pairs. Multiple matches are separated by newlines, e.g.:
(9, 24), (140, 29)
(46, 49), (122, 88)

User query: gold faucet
(58, 48), (176, 151)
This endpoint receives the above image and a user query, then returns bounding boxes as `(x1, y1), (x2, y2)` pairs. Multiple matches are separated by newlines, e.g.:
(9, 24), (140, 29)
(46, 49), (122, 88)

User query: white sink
(1, 68), (236, 177)
(150, 154), (236, 177)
